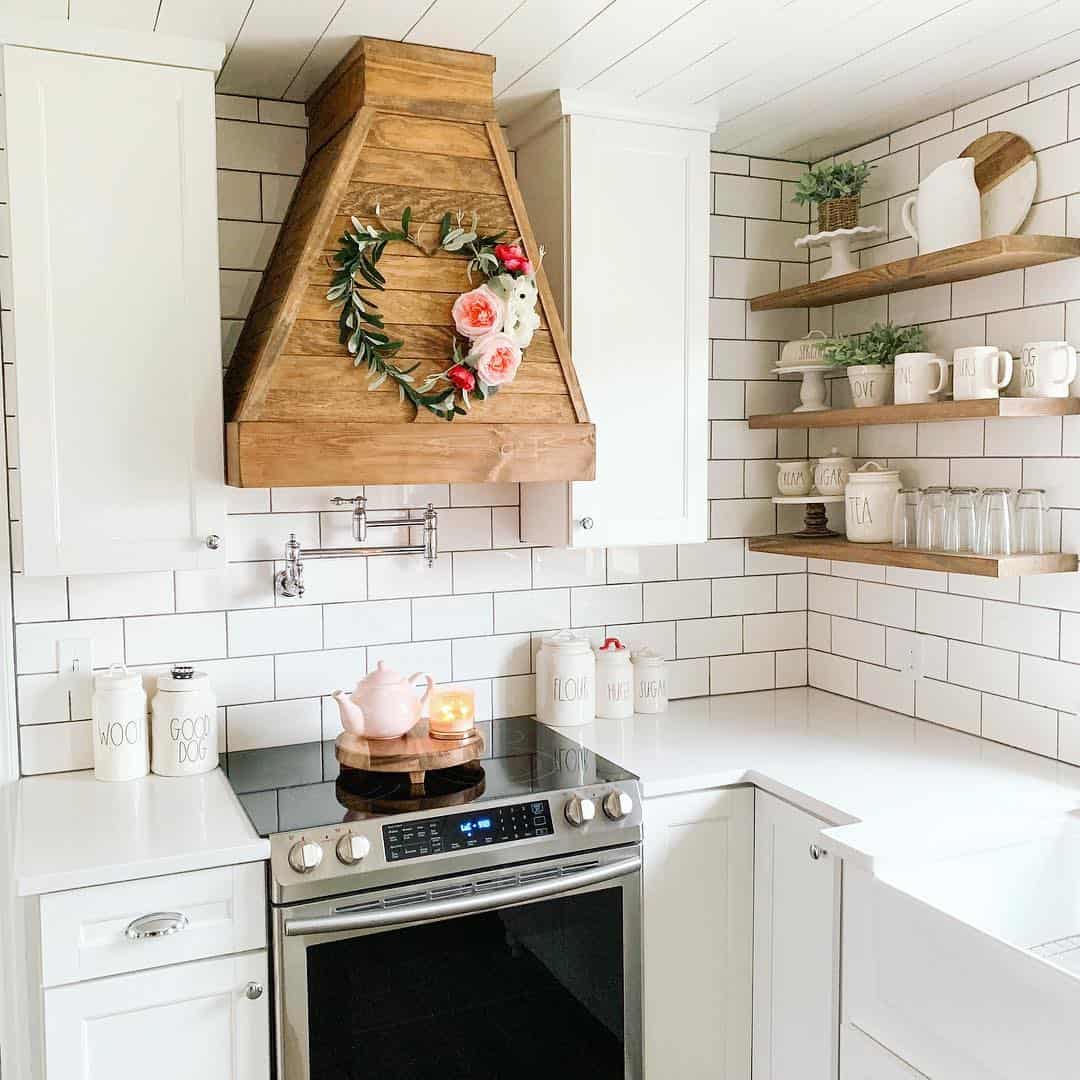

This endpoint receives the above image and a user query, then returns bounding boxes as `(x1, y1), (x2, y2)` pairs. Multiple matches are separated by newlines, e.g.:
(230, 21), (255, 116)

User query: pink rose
(452, 285), (505, 339)
(494, 242), (533, 275)
(471, 333), (522, 387)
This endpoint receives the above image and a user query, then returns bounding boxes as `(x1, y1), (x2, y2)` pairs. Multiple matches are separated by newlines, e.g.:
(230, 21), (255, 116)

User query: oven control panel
(383, 800), (554, 862)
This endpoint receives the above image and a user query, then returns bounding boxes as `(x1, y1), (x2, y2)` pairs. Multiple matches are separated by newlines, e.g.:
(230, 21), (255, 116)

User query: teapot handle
(901, 195), (919, 246)
(409, 672), (435, 709)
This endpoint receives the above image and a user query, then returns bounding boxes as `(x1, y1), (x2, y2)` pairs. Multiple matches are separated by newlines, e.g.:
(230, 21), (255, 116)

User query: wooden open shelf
(749, 534), (1077, 578)
(749, 235), (1080, 311)
(749, 397), (1080, 430)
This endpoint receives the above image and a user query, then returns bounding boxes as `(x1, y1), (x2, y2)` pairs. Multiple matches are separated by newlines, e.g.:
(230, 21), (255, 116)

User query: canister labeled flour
(536, 631), (595, 727)
(151, 665), (218, 776)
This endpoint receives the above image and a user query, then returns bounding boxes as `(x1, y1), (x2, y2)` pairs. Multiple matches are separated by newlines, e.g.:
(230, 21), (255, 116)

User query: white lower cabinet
(840, 1023), (929, 1079)
(43, 951), (269, 1080)
(752, 791), (841, 1080)
(642, 787), (754, 1078)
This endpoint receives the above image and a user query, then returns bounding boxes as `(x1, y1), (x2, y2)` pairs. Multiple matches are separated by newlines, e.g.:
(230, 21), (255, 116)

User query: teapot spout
(333, 690), (365, 735)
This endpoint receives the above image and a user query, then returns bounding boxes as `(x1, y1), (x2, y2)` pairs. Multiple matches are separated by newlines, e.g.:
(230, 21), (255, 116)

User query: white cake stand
(773, 493), (844, 537)
(772, 363), (835, 412)
(794, 225), (885, 279)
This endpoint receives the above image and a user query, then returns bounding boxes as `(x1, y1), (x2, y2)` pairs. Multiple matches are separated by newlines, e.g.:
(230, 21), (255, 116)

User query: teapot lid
(362, 660), (405, 686)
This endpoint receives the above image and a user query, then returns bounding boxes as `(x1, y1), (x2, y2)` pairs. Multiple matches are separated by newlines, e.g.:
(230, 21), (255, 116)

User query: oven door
(274, 845), (642, 1080)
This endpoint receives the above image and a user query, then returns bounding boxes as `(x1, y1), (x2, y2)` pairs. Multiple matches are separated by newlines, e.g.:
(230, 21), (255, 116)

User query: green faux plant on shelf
(821, 323), (925, 367)
(792, 160), (876, 233)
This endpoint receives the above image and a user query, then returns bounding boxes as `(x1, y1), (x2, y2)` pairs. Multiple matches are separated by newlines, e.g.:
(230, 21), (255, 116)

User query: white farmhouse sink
(844, 818), (1080, 1079)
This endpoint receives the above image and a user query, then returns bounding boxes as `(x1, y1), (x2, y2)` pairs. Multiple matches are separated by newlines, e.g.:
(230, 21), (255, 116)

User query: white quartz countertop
(565, 687), (1080, 869)
(14, 767), (269, 896)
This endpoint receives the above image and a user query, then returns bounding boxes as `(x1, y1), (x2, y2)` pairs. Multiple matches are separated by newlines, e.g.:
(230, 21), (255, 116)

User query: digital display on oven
(383, 800), (554, 862)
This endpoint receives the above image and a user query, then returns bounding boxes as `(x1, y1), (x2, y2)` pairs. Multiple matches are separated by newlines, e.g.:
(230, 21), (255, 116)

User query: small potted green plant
(823, 323), (924, 408)
(792, 160), (876, 233)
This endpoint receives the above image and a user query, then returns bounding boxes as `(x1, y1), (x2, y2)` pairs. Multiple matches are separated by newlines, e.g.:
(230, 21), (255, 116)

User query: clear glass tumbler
(945, 487), (979, 553)
(1016, 488), (1048, 554)
(892, 489), (921, 547)
(916, 485), (950, 550)
(979, 488), (1015, 556)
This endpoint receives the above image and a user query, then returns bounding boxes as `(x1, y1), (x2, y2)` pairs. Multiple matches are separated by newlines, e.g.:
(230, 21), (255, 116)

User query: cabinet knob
(578, 517), (595, 531)
(244, 981), (264, 1001)
(205, 534), (222, 550)
(809, 843), (827, 861)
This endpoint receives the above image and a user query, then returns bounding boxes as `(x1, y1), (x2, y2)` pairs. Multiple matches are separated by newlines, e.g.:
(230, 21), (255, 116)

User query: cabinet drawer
(40, 863), (265, 987)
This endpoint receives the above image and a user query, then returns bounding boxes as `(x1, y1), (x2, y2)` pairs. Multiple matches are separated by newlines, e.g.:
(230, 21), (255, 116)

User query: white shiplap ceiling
(3, 0), (1080, 158)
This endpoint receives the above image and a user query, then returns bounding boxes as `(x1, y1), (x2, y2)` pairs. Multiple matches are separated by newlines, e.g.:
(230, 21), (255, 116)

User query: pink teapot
(333, 661), (435, 740)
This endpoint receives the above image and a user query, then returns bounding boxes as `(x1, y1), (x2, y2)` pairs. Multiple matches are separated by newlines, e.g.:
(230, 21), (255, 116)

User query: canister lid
(631, 647), (665, 667)
(540, 630), (592, 654)
(94, 663), (142, 692)
(846, 460), (900, 483)
(157, 664), (210, 691)
(598, 637), (627, 653)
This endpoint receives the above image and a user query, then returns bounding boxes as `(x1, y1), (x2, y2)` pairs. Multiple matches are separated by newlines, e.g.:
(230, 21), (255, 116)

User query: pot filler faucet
(276, 496), (438, 598)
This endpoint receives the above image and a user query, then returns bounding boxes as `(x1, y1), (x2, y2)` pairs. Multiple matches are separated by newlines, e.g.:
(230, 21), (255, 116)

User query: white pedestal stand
(772, 363), (833, 412)
(794, 225), (884, 279)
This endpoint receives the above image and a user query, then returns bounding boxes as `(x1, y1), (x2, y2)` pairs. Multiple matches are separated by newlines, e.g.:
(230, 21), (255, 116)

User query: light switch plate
(58, 639), (93, 719)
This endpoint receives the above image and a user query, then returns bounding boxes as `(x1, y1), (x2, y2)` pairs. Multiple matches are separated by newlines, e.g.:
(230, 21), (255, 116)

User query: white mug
(1021, 341), (1077, 399)
(894, 352), (947, 405)
(952, 346), (1013, 400)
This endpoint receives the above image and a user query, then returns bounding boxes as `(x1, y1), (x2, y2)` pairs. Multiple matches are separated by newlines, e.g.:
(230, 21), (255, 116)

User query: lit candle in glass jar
(428, 687), (476, 740)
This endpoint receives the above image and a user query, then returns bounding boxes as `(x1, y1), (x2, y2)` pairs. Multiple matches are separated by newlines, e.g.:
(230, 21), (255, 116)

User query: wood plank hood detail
(223, 37), (594, 488)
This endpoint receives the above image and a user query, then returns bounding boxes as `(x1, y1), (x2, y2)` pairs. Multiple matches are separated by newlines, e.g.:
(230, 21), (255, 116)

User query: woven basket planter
(817, 196), (859, 232)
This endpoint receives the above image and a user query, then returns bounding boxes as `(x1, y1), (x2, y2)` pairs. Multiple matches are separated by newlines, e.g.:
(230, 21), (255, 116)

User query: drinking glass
(945, 487), (979, 553)
(892, 489), (921, 547)
(1016, 488), (1048, 554)
(978, 488), (1014, 555)
(916, 485), (950, 550)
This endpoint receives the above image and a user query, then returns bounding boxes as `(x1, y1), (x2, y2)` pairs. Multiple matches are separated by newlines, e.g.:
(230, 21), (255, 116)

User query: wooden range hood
(224, 38), (595, 487)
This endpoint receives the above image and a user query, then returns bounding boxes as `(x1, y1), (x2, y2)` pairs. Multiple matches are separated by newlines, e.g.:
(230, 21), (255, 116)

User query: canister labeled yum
(536, 631), (595, 727)
(92, 664), (148, 782)
(151, 665), (218, 776)
(845, 461), (901, 543)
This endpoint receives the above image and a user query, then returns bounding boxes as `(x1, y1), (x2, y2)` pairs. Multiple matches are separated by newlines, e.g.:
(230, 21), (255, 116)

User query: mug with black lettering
(151, 665), (218, 776)
(92, 664), (149, 782)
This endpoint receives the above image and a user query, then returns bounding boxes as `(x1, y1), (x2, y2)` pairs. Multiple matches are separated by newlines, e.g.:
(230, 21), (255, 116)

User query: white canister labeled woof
(151, 665), (218, 776)
(536, 631), (595, 727)
(595, 637), (634, 720)
(953, 346), (1012, 400)
(845, 461), (901, 543)
(92, 664), (148, 782)
(813, 449), (854, 496)
(776, 460), (813, 496)
(894, 352), (947, 405)
(1021, 341), (1077, 399)
(632, 649), (668, 714)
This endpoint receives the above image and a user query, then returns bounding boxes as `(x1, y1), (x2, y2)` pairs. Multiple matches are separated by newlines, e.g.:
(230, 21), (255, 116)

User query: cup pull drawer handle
(125, 911), (190, 941)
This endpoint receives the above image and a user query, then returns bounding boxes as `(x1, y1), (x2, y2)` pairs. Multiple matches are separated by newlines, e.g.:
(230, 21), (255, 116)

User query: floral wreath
(325, 207), (542, 420)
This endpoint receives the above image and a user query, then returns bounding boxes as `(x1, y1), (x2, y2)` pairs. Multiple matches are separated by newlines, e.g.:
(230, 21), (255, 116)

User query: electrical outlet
(896, 638), (919, 679)
(58, 639), (93, 719)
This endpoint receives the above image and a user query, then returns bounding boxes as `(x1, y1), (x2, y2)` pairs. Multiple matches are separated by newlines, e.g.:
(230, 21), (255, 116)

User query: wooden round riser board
(335, 725), (484, 791)
(960, 131), (1037, 238)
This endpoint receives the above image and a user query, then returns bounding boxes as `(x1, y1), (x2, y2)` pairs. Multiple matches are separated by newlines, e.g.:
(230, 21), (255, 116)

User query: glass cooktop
(222, 716), (635, 837)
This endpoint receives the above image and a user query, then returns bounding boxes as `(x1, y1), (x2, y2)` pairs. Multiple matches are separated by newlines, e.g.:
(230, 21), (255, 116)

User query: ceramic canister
(813, 449), (854, 496)
(595, 637), (634, 720)
(779, 329), (829, 368)
(536, 631), (595, 727)
(92, 664), (149, 782)
(776, 460), (813, 496)
(151, 665), (218, 776)
(845, 461), (902, 543)
(632, 649), (668, 714)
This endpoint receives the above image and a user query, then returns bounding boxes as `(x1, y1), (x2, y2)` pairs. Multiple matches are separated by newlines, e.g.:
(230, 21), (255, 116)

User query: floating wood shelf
(749, 235), (1080, 311)
(749, 397), (1080, 430)
(749, 534), (1077, 578)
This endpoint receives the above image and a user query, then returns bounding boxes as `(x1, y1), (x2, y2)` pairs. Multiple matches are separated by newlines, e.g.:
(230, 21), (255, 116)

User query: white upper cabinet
(513, 94), (710, 549)
(752, 791), (842, 1080)
(5, 39), (226, 575)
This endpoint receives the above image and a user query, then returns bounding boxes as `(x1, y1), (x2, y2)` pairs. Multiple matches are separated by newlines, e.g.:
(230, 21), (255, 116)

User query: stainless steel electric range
(223, 716), (643, 1080)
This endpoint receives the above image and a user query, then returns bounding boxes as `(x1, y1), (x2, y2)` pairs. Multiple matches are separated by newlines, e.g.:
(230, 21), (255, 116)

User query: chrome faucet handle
(330, 495), (367, 542)
(423, 504), (438, 567)
(329, 495), (366, 506)
(276, 532), (305, 598)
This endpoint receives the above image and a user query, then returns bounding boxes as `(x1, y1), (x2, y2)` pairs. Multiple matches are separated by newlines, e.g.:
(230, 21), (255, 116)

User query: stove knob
(564, 795), (596, 827)
(336, 833), (371, 866)
(603, 790), (634, 821)
(288, 840), (323, 874)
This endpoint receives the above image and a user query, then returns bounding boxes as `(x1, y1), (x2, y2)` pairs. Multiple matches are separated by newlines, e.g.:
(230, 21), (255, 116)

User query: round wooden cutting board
(335, 725), (484, 779)
(960, 131), (1038, 238)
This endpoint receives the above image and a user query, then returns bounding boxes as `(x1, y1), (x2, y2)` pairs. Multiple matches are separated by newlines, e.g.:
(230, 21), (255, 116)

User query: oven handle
(283, 854), (642, 937)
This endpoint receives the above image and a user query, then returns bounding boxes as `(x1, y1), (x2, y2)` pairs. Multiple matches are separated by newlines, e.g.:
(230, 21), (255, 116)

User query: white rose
(500, 274), (540, 347)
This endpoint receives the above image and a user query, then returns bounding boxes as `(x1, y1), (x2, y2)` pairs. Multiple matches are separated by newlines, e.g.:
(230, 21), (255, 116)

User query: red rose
(447, 364), (476, 391)
(494, 242), (533, 275)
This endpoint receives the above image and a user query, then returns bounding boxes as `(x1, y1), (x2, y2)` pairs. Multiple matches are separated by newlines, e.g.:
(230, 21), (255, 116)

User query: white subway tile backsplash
(982, 600), (1059, 658)
(607, 545), (677, 584)
(323, 599), (411, 648)
(981, 692), (1058, 756)
(916, 590), (982, 643)
(808, 649), (857, 697)
(452, 634), (531, 681)
(125, 612), (226, 665)
(493, 589), (568, 635)
(915, 678), (981, 735)
(710, 215), (744, 258)
(228, 699), (321, 752)
(369, 554), (453, 600)
(713, 174), (780, 218)
(412, 594), (492, 641)
(570, 584), (641, 627)
(227, 607), (320, 657)
(375, 640), (453, 683)
(532, 548), (604, 589)
(744, 611), (805, 652)
(68, 571), (174, 619)
(644, 580), (711, 622)
(676, 617), (741, 658)
(710, 499), (775, 538)
(808, 574), (857, 618)
(607, 621), (675, 659)
(858, 582), (916, 629)
(711, 651), (774, 694)
(492, 673), (534, 719)
(831, 616), (885, 664)
(667, 657), (710, 698)
(1020, 654), (1080, 712)
(13, 575), (68, 623)
(20, 720), (92, 775)
(274, 648), (366, 700)
(948, 640), (1018, 698)
(857, 662), (914, 715)
(712, 575), (775, 615)
(678, 540), (743, 579)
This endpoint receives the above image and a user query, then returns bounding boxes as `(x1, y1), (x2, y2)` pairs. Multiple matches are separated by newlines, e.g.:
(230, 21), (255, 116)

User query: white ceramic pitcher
(901, 158), (981, 254)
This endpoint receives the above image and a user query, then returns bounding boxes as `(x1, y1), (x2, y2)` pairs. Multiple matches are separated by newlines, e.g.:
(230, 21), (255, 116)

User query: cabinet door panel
(643, 787), (753, 1078)
(567, 116), (708, 548)
(5, 46), (225, 575)
(841, 1023), (929, 1079)
(44, 951), (268, 1080)
(752, 790), (841, 1080)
